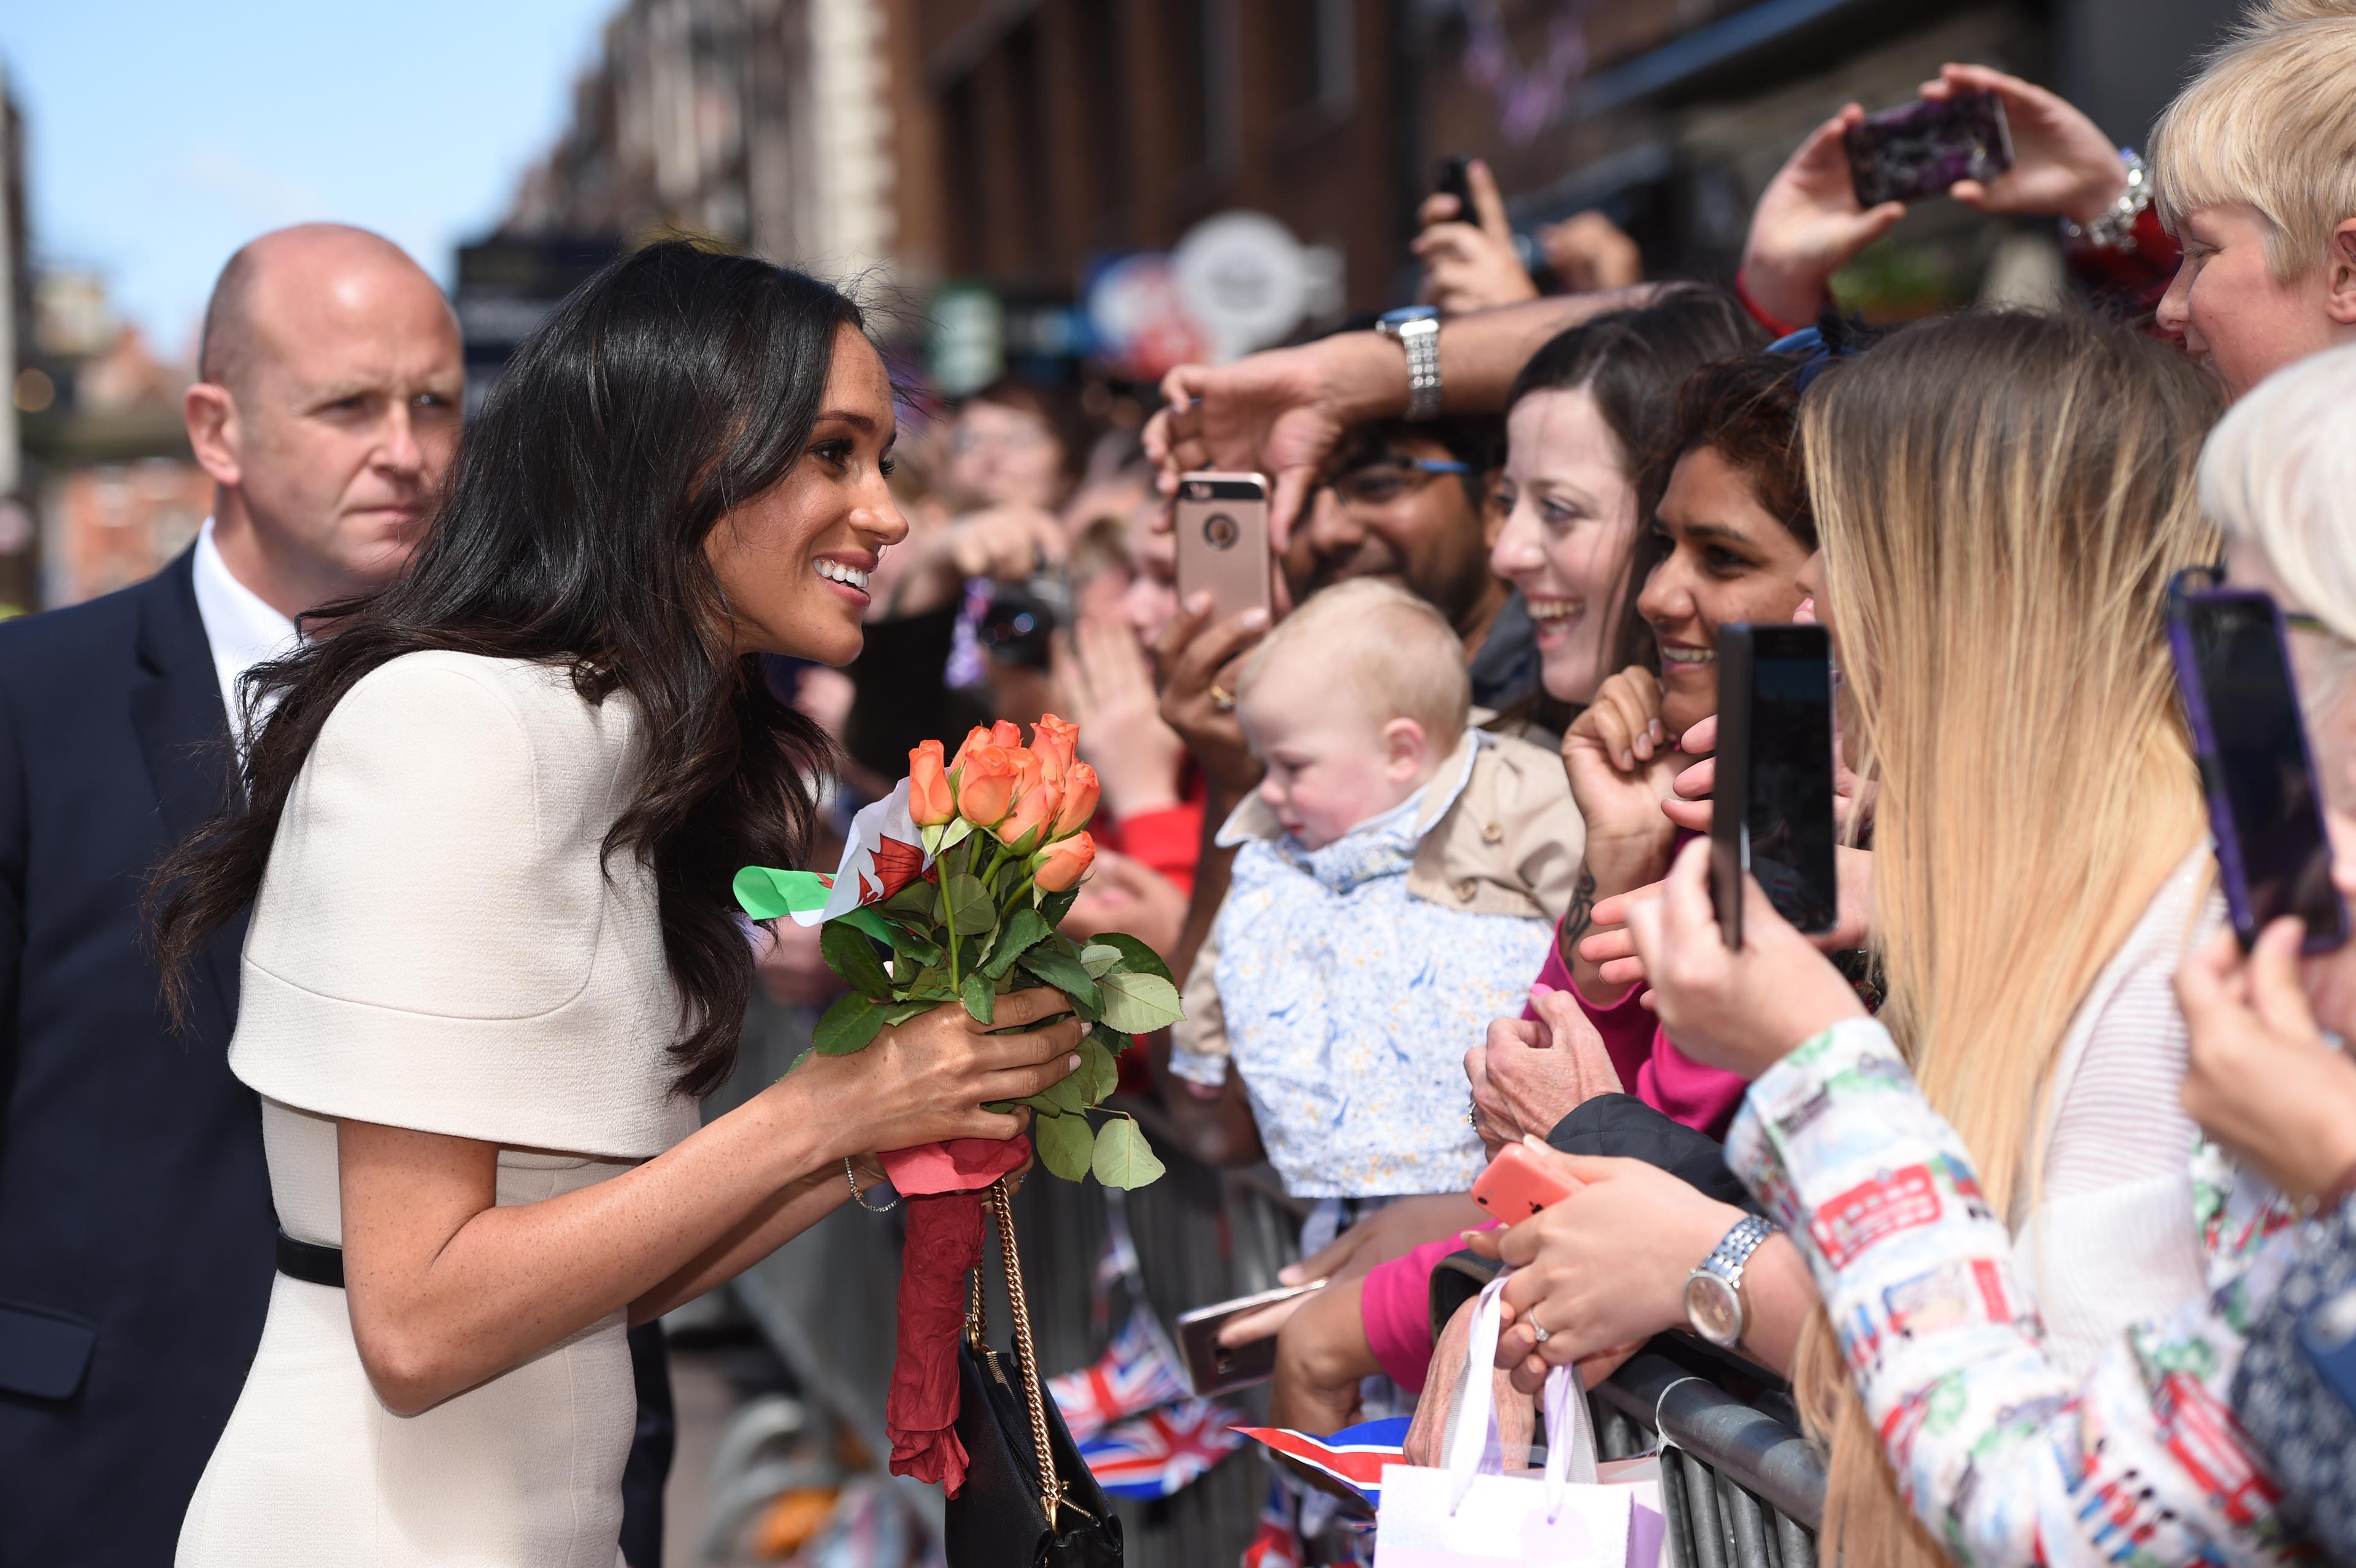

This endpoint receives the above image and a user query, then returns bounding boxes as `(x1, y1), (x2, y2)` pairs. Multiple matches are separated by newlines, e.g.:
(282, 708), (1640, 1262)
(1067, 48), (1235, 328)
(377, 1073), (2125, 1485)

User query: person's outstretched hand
(1151, 592), (1269, 798)
(1054, 615), (1187, 820)
(2177, 918), (2356, 1203)
(1622, 838), (1863, 1077)
(1414, 158), (1541, 316)
(1539, 211), (1644, 294)
(1919, 63), (2127, 225)
(1740, 105), (1908, 330)
(1145, 333), (1396, 549)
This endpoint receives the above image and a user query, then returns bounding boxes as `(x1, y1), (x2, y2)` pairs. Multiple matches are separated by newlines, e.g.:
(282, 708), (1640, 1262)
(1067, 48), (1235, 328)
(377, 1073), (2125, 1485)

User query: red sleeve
(1531, 914), (1749, 1140)
(2066, 205), (2179, 317)
(1111, 803), (1203, 896)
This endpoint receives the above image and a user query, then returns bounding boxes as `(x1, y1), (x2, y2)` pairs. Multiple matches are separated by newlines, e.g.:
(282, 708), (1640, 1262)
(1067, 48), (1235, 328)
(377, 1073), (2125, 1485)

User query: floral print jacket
(1728, 1017), (2310, 1566)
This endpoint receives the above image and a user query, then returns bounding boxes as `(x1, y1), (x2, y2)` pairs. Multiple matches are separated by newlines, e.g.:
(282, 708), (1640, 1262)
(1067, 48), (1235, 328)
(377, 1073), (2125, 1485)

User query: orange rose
(998, 755), (1062, 850)
(1033, 831), (1096, 893)
(1031, 713), (1080, 782)
(909, 739), (955, 826)
(1050, 761), (1099, 839)
(948, 725), (993, 774)
(954, 744), (1018, 828)
(989, 720), (1023, 748)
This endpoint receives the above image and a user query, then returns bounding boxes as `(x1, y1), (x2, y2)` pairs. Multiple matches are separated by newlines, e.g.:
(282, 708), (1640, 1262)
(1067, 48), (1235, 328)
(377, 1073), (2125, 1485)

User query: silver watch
(1376, 306), (1443, 421)
(1684, 1213), (1776, 1348)
(2061, 148), (2152, 253)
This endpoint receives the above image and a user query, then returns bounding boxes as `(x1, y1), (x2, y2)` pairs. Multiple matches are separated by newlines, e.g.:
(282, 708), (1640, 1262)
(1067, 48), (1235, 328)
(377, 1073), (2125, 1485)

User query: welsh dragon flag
(733, 778), (933, 941)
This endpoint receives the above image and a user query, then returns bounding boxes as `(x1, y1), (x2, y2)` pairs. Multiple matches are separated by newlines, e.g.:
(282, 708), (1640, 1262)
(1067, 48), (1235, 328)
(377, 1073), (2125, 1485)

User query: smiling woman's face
(1490, 387), (1641, 705)
(704, 325), (910, 666)
(1638, 445), (1814, 736)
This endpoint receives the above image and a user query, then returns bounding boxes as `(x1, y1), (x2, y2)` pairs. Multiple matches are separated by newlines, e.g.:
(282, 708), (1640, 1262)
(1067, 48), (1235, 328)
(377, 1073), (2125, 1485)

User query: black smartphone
(1711, 623), (1839, 945)
(1432, 155), (1477, 218)
(1844, 90), (2014, 207)
(2167, 585), (2349, 951)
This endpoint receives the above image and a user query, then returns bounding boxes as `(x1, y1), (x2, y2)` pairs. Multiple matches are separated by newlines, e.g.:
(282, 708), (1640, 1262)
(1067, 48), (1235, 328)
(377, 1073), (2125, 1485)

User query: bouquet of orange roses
(734, 715), (1182, 1188)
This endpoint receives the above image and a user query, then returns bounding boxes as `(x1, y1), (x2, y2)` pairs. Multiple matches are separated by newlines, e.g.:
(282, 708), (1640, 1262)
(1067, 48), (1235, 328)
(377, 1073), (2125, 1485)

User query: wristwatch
(1684, 1213), (1777, 1348)
(1376, 306), (1444, 421)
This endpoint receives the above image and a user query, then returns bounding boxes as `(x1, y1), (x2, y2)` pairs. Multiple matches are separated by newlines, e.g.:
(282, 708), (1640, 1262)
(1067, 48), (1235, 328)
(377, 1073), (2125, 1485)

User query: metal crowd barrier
(703, 996), (1825, 1566)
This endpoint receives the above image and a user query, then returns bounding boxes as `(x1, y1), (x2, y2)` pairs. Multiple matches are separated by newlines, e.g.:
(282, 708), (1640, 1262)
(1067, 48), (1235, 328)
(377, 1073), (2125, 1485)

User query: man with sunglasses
(1281, 417), (1533, 717)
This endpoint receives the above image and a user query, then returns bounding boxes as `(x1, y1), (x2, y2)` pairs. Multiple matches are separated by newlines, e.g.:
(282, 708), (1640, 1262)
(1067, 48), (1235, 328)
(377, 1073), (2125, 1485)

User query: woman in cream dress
(151, 244), (1087, 1565)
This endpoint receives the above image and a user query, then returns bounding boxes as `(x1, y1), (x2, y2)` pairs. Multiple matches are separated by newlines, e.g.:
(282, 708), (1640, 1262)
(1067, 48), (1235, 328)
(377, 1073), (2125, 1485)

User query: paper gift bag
(1374, 1275), (1664, 1568)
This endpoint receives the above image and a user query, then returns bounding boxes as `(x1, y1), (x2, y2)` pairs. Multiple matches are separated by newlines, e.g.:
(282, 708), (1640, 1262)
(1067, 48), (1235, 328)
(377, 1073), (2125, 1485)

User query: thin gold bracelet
(846, 1158), (899, 1214)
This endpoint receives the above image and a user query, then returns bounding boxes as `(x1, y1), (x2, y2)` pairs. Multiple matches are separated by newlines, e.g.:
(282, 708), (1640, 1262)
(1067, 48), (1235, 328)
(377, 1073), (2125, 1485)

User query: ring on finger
(1208, 683), (1236, 713)
(1530, 1321), (1551, 1347)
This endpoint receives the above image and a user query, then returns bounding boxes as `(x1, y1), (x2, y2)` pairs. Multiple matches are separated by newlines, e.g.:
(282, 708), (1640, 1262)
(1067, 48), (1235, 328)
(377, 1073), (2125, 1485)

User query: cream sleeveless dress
(177, 652), (700, 1567)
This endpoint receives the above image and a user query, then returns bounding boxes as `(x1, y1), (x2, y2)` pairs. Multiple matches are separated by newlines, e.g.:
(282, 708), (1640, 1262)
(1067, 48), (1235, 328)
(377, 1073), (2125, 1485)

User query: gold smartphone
(1176, 1281), (1324, 1395)
(1173, 471), (1273, 626)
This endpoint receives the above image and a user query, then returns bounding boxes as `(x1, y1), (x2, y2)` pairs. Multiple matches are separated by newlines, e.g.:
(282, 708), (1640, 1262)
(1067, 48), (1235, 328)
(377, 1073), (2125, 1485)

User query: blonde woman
(1542, 312), (2319, 1566)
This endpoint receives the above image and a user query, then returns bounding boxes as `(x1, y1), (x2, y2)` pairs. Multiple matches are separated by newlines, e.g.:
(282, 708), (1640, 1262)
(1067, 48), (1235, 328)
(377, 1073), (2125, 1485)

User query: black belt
(275, 1228), (345, 1289)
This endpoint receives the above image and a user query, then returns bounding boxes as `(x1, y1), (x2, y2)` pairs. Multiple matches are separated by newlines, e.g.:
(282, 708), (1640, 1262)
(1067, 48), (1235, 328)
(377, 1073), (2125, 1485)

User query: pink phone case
(1471, 1143), (1578, 1220)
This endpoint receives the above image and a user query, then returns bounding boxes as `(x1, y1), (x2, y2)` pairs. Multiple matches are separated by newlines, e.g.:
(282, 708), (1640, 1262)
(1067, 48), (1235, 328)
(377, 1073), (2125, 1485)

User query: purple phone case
(1844, 91), (2015, 207)
(2167, 588), (2350, 953)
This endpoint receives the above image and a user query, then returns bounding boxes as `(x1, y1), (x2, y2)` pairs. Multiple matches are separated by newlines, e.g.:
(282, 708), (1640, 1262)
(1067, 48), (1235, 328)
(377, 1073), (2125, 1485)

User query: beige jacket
(1172, 728), (1584, 1077)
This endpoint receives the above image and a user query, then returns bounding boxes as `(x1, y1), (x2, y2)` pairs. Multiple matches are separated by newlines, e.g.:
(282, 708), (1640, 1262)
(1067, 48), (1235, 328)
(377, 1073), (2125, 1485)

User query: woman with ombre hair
(1493, 312), (2325, 1566)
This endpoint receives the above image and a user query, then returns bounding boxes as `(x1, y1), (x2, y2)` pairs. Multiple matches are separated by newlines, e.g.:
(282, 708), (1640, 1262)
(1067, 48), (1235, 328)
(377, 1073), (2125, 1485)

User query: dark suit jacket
(0, 549), (676, 1565)
(0, 550), (268, 1566)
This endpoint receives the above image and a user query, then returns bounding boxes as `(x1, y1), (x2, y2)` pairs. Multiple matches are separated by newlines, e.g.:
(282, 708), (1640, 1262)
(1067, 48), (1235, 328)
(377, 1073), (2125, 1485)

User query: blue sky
(1, 0), (619, 358)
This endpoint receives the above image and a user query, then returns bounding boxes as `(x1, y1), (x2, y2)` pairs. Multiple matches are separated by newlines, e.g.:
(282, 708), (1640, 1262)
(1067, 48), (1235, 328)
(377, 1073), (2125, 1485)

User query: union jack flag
(1233, 1417), (1412, 1506)
(1076, 1397), (1248, 1499)
(1047, 1309), (1189, 1442)
(1241, 1484), (1303, 1568)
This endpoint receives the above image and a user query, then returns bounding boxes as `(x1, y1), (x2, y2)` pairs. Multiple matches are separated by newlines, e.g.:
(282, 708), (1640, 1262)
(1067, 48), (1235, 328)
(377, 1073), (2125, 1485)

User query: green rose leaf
(1094, 970), (1185, 1035)
(885, 922), (942, 968)
(938, 874), (996, 940)
(1088, 932), (1176, 985)
(961, 970), (996, 1025)
(881, 999), (938, 1026)
(1018, 946), (1101, 1019)
(1079, 942), (1121, 979)
(882, 880), (936, 920)
(1038, 885), (1080, 926)
(1025, 1064), (1089, 1116)
(936, 817), (976, 856)
(820, 921), (893, 1000)
(906, 964), (958, 1001)
(812, 992), (885, 1055)
(1090, 1116), (1166, 1189)
(1034, 1110), (1095, 1182)
(1076, 1034), (1121, 1104)
(982, 908), (1054, 981)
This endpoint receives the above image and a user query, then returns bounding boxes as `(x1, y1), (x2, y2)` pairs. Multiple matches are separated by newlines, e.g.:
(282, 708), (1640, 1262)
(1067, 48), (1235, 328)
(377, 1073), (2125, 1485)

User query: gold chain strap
(976, 1178), (1065, 1526)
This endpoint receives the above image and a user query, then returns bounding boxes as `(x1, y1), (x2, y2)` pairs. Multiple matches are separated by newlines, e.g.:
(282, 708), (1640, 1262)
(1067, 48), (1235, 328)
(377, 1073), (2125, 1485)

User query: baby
(1172, 578), (1584, 1216)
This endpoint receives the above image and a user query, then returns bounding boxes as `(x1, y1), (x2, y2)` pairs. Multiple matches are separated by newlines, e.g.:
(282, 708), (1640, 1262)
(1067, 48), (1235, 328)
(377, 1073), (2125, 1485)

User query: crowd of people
(10, 0), (2356, 1564)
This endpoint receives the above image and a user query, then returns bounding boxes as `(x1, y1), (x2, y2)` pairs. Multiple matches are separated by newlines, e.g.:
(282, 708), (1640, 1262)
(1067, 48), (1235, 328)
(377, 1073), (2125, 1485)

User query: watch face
(1685, 1271), (1742, 1347)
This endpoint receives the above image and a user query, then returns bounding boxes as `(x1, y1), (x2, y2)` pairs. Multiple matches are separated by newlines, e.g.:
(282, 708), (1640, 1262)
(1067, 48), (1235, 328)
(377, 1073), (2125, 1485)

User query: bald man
(0, 227), (463, 1564)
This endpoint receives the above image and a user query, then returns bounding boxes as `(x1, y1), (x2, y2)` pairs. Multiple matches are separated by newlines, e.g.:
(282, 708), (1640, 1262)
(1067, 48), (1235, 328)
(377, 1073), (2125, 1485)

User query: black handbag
(944, 1179), (1123, 1568)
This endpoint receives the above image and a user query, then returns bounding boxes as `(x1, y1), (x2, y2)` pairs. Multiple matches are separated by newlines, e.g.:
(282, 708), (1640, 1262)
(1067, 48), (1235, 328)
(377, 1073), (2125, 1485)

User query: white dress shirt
(191, 518), (300, 737)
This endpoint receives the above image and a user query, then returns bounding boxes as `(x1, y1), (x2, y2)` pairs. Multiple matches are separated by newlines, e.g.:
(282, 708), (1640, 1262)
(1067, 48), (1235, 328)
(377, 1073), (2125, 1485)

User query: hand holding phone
(1431, 155), (1477, 220)
(1173, 472), (1273, 626)
(1844, 90), (2014, 207)
(1711, 624), (1839, 947)
(1176, 1282), (1325, 1395)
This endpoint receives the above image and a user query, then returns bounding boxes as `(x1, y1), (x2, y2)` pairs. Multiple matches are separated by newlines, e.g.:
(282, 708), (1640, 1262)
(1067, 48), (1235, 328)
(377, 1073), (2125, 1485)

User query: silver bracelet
(845, 1158), (899, 1214)
(2062, 148), (2152, 253)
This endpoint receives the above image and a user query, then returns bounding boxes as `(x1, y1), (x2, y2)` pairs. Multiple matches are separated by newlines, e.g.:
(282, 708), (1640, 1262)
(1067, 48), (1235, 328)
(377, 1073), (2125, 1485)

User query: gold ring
(1208, 684), (1236, 713)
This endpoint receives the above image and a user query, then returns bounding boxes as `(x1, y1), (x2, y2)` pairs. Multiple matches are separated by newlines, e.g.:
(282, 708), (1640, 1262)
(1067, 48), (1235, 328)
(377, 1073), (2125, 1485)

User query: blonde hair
(2151, 0), (2356, 280)
(1798, 312), (2223, 1565)
(2201, 340), (2356, 634)
(1236, 578), (1471, 750)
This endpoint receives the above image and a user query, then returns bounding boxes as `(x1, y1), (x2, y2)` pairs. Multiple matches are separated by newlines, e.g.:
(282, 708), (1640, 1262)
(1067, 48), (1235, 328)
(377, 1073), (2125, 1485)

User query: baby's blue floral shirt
(1171, 736), (1554, 1200)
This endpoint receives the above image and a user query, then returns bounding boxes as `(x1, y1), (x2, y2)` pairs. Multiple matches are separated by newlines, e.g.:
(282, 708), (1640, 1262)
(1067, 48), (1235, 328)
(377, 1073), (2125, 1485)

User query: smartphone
(1471, 1142), (1579, 1220)
(1174, 472), (1273, 626)
(1176, 1282), (1324, 1396)
(1433, 155), (1477, 218)
(1844, 90), (2014, 207)
(1712, 623), (1840, 946)
(2167, 586), (2349, 951)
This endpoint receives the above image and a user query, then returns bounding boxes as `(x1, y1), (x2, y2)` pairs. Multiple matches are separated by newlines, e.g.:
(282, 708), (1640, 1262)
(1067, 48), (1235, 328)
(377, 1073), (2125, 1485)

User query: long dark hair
(1504, 284), (1766, 683)
(149, 240), (858, 1096)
